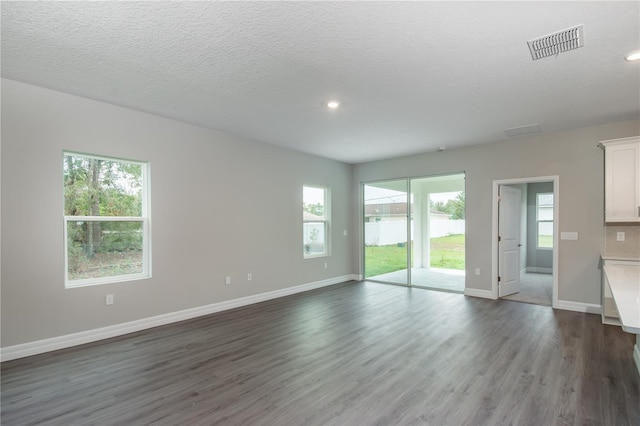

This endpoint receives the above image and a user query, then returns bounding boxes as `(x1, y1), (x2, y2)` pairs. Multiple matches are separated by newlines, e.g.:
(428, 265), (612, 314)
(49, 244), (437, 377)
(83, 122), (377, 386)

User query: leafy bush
(68, 242), (90, 275)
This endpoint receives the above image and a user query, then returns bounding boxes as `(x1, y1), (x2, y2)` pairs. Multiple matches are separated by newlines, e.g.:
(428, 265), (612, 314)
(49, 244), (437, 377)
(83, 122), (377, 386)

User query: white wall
(352, 119), (640, 305)
(1, 79), (354, 348)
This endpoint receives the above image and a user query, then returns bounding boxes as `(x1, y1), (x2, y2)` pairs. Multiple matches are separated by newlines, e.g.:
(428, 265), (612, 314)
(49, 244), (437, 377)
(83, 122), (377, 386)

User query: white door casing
(491, 176), (558, 307)
(498, 185), (521, 297)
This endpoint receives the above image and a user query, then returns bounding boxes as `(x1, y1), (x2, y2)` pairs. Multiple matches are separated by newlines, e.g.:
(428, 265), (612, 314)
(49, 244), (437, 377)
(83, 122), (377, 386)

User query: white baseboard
(526, 267), (553, 274)
(1, 274), (359, 362)
(464, 288), (495, 300)
(634, 344), (640, 377)
(554, 299), (601, 315)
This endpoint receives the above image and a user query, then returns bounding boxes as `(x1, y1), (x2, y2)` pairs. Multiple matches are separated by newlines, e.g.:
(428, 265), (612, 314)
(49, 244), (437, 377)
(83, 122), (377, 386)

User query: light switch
(560, 232), (578, 240)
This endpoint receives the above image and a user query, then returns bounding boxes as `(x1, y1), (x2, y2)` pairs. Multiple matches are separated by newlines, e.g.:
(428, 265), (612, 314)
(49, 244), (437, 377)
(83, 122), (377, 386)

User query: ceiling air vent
(504, 124), (541, 138)
(527, 24), (584, 60)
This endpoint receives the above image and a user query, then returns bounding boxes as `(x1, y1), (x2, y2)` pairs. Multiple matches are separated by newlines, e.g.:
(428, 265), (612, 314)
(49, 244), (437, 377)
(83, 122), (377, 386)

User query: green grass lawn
(364, 244), (408, 277)
(538, 235), (553, 248)
(365, 234), (465, 278)
(430, 234), (465, 270)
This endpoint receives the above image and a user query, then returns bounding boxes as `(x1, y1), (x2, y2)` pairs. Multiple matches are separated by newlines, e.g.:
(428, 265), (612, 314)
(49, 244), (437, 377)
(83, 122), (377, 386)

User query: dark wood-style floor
(2, 281), (638, 425)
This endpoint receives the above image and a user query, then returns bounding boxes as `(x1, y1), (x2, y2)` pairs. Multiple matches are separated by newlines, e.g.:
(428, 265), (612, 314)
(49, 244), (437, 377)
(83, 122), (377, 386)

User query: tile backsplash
(605, 224), (640, 259)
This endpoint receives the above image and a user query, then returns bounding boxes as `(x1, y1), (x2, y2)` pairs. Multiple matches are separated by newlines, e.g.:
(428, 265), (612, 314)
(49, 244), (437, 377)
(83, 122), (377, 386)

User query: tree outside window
(64, 152), (150, 287)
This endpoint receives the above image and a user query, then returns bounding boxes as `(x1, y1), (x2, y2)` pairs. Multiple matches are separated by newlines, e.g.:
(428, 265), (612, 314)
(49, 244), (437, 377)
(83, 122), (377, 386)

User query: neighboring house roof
(365, 203), (407, 216)
(365, 203), (451, 218)
(431, 210), (451, 218)
(303, 211), (324, 221)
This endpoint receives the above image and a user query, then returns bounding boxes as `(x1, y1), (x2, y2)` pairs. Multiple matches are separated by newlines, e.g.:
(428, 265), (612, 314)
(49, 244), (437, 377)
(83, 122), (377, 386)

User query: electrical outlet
(324, 262), (328, 269)
(225, 276), (231, 285)
(106, 294), (114, 305)
(475, 268), (480, 276)
(247, 273), (252, 281)
(617, 232), (625, 242)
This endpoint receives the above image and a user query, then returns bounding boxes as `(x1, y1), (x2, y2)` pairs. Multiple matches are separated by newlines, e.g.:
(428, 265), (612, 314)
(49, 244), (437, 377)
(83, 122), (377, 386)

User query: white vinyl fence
(364, 220), (465, 246)
(445, 220), (465, 236)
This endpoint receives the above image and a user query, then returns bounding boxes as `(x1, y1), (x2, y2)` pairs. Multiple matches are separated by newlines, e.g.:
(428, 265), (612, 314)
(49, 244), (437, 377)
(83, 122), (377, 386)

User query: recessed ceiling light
(327, 100), (340, 109)
(625, 51), (640, 62)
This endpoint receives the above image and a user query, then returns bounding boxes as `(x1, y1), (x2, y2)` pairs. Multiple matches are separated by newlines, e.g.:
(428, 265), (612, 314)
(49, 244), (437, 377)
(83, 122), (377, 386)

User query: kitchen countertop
(603, 263), (640, 334)
(601, 255), (640, 262)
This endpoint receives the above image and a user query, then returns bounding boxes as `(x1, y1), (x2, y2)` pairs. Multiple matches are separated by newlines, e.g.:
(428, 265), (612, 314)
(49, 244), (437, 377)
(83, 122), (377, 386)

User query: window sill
(65, 273), (151, 289)
(304, 253), (329, 260)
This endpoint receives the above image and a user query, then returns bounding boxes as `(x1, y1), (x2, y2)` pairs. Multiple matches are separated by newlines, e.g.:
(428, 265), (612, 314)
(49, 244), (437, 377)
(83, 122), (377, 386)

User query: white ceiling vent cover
(504, 123), (541, 137)
(527, 25), (584, 60)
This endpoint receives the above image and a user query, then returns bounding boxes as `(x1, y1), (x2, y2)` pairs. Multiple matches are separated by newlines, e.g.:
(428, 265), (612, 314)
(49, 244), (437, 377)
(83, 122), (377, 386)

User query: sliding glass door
(363, 174), (466, 292)
(363, 180), (409, 285)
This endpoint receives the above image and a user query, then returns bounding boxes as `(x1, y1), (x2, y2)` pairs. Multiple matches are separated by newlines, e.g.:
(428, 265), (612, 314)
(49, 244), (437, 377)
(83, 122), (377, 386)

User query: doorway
(363, 173), (466, 293)
(492, 176), (558, 307)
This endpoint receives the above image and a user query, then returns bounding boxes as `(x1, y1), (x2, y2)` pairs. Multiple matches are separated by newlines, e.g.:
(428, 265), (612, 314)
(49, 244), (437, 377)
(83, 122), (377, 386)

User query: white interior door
(498, 185), (522, 297)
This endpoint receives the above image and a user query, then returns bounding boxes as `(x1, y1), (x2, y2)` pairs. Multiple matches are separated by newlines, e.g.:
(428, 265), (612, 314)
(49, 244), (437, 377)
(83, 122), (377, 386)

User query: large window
(536, 192), (554, 249)
(303, 186), (329, 258)
(63, 152), (150, 287)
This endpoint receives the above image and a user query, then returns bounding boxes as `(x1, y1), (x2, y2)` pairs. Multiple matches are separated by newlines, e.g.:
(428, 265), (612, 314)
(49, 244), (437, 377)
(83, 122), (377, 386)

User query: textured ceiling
(2, 1), (639, 164)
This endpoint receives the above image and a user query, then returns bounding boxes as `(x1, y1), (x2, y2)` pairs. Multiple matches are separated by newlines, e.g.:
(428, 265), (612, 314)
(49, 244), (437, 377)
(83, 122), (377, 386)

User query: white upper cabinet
(600, 137), (640, 222)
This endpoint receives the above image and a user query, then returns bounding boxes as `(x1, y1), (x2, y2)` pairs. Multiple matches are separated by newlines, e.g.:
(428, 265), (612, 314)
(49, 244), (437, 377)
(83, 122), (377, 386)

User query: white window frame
(536, 192), (553, 250)
(63, 152), (151, 288)
(303, 185), (330, 259)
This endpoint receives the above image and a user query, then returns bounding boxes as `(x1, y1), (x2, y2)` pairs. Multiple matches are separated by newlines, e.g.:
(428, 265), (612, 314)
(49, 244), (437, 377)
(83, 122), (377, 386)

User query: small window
(303, 186), (329, 258)
(64, 152), (150, 287)
(536, 192), (553, 249)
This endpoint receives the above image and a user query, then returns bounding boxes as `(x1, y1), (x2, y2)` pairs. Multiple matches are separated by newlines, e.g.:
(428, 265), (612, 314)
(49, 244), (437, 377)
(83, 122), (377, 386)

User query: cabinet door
(602, 272), (619, 318)
(604, 140), (640, 222)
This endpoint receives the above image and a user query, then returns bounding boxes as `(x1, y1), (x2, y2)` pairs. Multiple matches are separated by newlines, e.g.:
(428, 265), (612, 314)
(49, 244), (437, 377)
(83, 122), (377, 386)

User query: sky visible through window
(303, 186), (324, 205)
